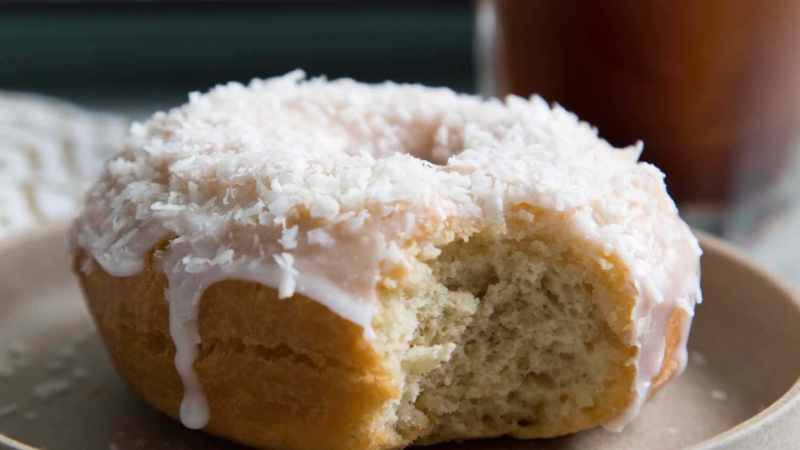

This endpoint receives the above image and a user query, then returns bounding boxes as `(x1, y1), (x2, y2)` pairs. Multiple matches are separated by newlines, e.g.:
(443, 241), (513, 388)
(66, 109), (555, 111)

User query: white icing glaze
(70, 71), (702, 432)
(602, 219), (702, 431)
(80, 215), (385, 429)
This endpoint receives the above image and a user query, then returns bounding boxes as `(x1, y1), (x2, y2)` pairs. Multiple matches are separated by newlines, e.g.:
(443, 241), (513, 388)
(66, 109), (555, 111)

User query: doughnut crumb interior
(70, 71), (702, 450)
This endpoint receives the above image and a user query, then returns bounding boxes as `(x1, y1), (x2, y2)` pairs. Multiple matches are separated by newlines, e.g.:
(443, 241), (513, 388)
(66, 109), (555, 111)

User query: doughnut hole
(340, 117), (471, 166)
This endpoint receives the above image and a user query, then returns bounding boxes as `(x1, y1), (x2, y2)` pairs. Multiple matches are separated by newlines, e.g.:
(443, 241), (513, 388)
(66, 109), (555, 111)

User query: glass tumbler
(476, 0), (800, 242)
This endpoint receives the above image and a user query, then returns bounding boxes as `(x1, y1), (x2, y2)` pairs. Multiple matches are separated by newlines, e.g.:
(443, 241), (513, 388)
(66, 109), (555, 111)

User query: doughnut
(70, 71), (702, 450)
(0, 91), (128, 238)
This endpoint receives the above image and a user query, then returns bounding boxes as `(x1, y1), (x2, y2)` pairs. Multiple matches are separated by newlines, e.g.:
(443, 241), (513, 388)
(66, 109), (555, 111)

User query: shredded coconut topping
(70, 71), (702, 432)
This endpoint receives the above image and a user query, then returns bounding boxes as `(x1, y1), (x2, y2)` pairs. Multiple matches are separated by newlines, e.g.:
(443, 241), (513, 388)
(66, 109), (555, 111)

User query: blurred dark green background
(0, 1), (475, 118)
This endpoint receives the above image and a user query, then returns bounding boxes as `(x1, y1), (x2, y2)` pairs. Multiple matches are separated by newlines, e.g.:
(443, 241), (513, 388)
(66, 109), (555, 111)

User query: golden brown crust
(651, 308), (689, 395)
(76, 244), (687, 449)
(75, 249), (398, 450)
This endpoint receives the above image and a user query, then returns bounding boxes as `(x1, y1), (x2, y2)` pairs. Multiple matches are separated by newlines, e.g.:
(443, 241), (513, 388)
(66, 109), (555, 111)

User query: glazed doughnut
(0, 91), (128, 238)
(70, 71), (702, 450)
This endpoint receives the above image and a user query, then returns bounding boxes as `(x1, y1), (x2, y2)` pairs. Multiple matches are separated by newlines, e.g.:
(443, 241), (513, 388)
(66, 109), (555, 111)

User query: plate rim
(686, 231), (800, 449)
(1, 225), (799, 450)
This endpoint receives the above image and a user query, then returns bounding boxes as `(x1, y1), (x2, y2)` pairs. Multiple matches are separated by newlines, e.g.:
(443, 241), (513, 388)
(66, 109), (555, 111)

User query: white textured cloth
(0, 92), (129, 239)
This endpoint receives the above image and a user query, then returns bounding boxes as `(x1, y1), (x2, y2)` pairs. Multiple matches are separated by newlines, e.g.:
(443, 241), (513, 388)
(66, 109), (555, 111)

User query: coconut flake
(0, 404), (19, 418)
(307, 228), (335, 247)
(273, 252), (298, 299)
(711, 389), (728, 401)
(279, 225), (299, 250)
(32, 380), (71, 402)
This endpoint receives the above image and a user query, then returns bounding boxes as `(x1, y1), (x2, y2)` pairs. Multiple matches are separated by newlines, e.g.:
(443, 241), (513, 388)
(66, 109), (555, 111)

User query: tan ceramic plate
(0, 224), (799, 450)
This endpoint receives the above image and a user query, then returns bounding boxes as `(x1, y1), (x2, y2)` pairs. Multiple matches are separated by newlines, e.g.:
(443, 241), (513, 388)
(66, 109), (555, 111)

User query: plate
(1, 224), (799, 450)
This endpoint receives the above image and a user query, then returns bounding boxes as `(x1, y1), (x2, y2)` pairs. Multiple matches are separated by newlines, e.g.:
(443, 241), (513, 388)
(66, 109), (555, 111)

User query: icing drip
(105, 218), (385, 429)
(673, 305), (695, 380)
